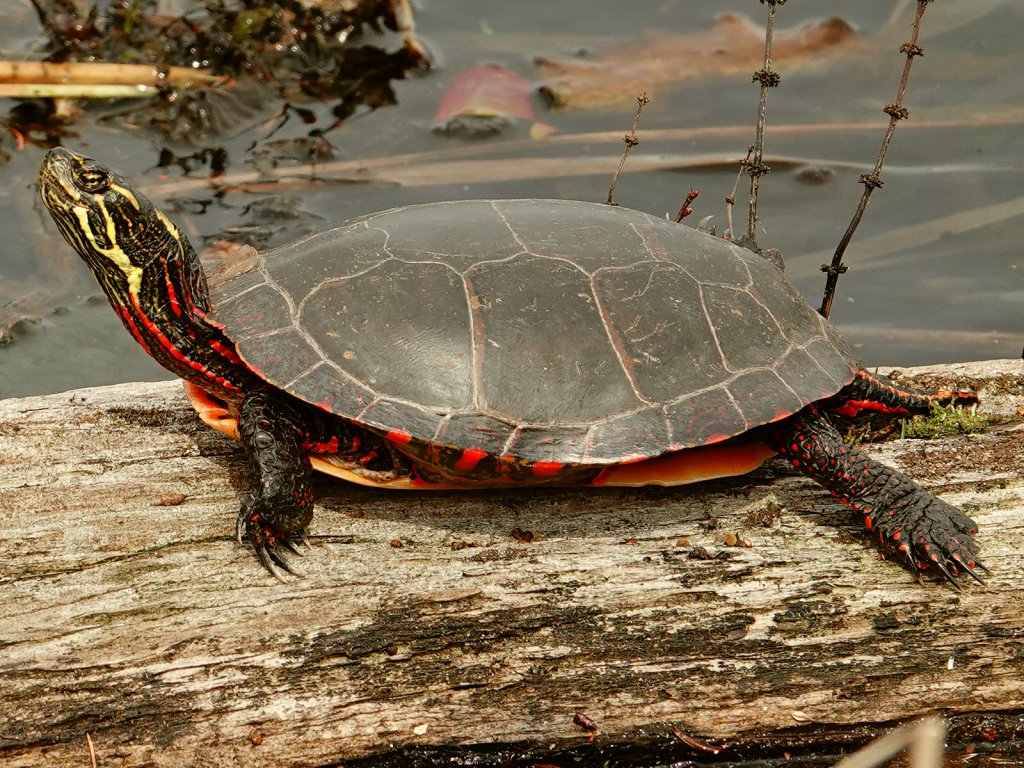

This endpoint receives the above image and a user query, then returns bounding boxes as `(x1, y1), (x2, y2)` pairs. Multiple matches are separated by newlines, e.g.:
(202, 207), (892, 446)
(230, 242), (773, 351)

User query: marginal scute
(211, 283), (287, 337)
(359, 399), (445, 444)
(774, 346), (850, 405)
(208, 269), (264, 307)
(208, 199), (857, 465)
(287, 362), (376, 417)
(746, 273), (834, 350)
(803, 336), (855, 391)
(237, 328), (322, 385)
(506, 424), (590, 464)
(666, 387), (747, 449)
(436, 413), (516, 454)
(585, 405), (670, 462)
(727, 369), (805, 428)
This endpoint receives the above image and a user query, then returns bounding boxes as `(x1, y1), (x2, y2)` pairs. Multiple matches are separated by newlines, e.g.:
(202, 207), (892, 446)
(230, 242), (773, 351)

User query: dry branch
(0, 61), (219, 98)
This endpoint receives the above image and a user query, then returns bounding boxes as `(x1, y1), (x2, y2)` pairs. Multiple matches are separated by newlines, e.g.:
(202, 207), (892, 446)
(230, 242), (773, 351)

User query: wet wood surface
(1, 361), (1022, 767)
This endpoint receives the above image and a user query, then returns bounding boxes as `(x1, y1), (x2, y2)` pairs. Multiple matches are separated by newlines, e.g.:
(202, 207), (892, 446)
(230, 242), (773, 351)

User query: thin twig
(86, 733), (97, 768)
(606, 92), (648, 206)
(819, 0), (932, 319)
(725, 145), (753, 237)
(745, 0), (784, 242)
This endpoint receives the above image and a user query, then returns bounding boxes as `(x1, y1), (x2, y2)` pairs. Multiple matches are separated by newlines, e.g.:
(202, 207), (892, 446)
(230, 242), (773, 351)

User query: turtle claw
(956, 556), (988, 586)
(928, 558), (961, 591)
(256, 541), (303, 582)
(901, 518), (985, 589)
(278, 534), (306, 556)
(236, 495), (308, 579)
(248, 529), (306, 580)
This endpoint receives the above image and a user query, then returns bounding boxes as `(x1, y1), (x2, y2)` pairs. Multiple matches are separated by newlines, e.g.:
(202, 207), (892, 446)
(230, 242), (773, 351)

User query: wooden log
(1, 360), (1022, 767)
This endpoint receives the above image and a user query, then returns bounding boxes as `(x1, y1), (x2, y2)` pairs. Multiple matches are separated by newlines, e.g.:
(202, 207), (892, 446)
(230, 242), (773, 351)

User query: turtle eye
(74, 162), (112, 194)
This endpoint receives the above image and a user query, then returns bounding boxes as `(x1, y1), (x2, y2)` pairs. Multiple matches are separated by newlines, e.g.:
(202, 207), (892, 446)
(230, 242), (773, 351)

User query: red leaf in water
(434, 64), (555, 138)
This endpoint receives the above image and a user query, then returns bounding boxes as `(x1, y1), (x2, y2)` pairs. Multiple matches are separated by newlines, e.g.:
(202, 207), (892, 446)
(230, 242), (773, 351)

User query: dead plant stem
(745, 0), (784, 241)
(607, 92), (649, 206)
(819, 0), (931, 318)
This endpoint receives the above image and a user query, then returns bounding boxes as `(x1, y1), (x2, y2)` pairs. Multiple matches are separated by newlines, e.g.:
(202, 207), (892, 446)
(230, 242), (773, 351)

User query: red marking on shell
(532, 461), (565, 476)
(386, 430), (412, 445)
(706, 432), (731, 444)
(864, 516), (873, 530)
(454, 447), (488, 472)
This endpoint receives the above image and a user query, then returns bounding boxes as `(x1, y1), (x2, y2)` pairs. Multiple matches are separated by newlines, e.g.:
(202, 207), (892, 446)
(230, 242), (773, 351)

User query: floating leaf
(434, 63), (555, 139)
(536, 14), (866, 110)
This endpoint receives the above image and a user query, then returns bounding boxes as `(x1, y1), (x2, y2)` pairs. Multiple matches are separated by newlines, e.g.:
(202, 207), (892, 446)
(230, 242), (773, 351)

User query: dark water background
(0, 0), (1021, 398)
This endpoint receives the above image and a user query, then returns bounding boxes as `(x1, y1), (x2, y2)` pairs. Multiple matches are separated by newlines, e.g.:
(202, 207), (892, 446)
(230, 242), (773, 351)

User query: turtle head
(39, 147), (209, 314)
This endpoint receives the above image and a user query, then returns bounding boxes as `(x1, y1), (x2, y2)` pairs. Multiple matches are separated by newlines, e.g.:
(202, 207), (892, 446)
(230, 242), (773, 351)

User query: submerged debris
(19, 0), (428, 142)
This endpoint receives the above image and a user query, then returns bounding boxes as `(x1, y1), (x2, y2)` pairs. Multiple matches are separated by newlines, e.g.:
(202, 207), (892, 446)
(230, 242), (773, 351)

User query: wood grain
(1, 361), (1021, 767)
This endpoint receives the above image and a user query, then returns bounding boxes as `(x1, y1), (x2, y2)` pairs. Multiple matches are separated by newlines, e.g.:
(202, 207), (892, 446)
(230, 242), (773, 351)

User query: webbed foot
(873, 494), (987, 589)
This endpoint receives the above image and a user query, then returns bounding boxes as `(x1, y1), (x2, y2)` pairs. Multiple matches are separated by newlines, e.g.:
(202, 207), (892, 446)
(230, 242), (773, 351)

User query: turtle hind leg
(830, 368), (978, 418)
(763, 406), (985, 587)
(237, 387), (317, 579)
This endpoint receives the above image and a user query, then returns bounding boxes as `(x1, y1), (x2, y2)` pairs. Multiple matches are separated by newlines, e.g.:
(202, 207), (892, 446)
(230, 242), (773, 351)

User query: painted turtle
(39, 148), (985, 586)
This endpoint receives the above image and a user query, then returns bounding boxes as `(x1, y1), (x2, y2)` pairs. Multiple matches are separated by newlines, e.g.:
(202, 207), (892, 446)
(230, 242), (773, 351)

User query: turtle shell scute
(207, 199), (857, 465)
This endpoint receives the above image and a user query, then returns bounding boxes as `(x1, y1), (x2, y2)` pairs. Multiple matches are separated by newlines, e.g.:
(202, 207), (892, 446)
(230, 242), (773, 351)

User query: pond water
(0, 0), (1021, 398)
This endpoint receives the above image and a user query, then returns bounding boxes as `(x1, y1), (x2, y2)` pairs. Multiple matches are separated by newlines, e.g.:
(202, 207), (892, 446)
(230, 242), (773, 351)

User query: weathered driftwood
(0, 360), (1022, 767)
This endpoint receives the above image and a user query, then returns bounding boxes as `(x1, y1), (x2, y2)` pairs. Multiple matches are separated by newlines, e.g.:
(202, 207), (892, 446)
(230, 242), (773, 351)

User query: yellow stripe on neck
(72, 203), (144, 297)
(155, 210), (182, 244)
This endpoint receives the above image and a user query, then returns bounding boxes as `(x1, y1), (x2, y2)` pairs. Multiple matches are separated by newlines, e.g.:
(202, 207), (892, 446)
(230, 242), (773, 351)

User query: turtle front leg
(237, 388), (316, 578)
(764, 406), (985, 586)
